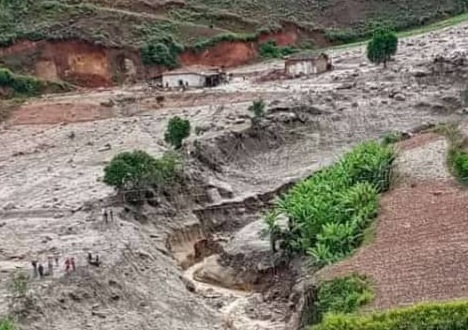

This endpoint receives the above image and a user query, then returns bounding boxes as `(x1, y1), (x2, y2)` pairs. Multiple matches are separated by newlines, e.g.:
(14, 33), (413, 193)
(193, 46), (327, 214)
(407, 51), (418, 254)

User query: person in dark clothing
(38, 264), (44, 278)
(88, 252), (93, 263)
(31, 260), (38, 278)
(70, 257), (76, 272)
(109, 209), (114, 222)
(103, 209), (108, 223)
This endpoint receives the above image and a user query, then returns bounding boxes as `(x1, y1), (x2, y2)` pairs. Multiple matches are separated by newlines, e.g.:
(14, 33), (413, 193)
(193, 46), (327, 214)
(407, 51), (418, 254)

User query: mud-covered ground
(1, 23), (468, 330)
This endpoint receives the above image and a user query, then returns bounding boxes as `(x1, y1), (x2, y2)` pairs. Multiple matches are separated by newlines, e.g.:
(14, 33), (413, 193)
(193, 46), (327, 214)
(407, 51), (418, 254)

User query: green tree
(248, 99), (266, 125)
(367, 30), (398, 68)
(103, 150), (159, 190)
(164, 116), (191, 149)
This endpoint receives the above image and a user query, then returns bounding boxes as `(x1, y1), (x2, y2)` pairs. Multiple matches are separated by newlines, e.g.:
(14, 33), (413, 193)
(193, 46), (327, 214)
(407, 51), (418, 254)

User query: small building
(284, 53), (332, 77)
(162, 65), (224, 89)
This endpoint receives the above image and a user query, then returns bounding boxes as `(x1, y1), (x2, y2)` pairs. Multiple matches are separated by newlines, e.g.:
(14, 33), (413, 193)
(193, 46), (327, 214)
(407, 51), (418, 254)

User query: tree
(367, 30), (398, 68)
(164, 116), (191, 149)
(248, 99), (266, 125)
(103, 150), (159, 190)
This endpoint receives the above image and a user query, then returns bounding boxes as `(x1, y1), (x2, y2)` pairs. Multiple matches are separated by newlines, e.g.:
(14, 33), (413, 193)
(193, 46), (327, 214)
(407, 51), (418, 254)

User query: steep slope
(0, 0), (468, 87)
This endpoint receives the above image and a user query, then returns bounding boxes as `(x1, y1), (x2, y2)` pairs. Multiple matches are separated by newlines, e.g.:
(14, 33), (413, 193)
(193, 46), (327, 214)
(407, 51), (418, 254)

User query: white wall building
(162, 66), (223, 88)
(285, 53), (331, 77)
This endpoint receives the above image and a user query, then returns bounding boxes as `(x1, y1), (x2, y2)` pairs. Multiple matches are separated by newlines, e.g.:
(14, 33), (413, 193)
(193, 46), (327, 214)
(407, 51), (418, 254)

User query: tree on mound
(367, 29), (398, 68)
(103, 150), (181, 202)
(164, 116), (191, 149)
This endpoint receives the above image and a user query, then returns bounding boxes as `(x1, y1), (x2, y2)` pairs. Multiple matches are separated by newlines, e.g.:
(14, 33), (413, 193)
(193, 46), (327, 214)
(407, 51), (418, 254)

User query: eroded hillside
(0, 0), (467, 87)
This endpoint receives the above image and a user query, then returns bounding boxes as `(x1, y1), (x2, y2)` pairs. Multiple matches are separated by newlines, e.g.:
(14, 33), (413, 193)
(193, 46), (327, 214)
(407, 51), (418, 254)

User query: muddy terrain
(1, 22), (468, 330)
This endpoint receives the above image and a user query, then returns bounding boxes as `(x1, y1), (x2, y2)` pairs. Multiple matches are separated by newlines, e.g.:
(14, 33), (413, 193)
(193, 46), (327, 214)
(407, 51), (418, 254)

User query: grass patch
(325, 12), (468, 52)
(311, 275), (374, 324)
(271, 141), (396, 266)
(0, 68), (72, 99)
(193, 32), (258, 51)
(312, 300), (468, 330)
(431, 123), (468, 184)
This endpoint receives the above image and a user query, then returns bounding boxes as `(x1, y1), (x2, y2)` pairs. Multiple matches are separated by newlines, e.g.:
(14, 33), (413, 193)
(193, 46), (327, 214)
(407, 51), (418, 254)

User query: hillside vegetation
(0, 0), (467, 51)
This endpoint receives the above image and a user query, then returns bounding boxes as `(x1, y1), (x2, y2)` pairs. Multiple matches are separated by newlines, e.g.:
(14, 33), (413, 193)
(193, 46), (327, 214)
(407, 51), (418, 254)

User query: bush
(103, 150), (180, 191)
(314, 275), (374, 323)
(259, 41), (298, 59)
(275, 141), (395, 265)
(449, 150), (468, 183)
(312, 300), (468, 330)
(248, 99), (266, 125)
(9, 271), (29, 298)
(164, 116), (191, 149)
(141, 34), (184, 68)
(367, 29), (398, 68)
(0, 68), (71, 98)
(382, 131), (404, 145)
(0, 318), (17, 330)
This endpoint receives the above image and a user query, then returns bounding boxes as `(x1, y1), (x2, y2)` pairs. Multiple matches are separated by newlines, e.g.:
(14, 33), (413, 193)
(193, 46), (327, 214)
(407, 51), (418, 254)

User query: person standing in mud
(70, 257), (76, 272)
(47, 256), (54, 276)
(65, 258), (71, 275)
(109, 209), (114, 223)
(102, 208), (108, 224)
(31, 260), (38, 278)
(38, 263), (44, 279)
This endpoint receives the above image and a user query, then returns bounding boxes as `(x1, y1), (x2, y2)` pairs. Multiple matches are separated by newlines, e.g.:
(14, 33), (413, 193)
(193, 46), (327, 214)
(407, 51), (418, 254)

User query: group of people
(31, 253), (102, 279)
(31, 255), (74, 279)
(102, 208), (114, 224)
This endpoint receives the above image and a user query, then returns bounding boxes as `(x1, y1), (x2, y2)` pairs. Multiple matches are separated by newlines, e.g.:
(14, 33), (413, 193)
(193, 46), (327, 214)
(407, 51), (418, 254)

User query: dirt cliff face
(0, 40), (142, 87)
(0, 29), (303, 87)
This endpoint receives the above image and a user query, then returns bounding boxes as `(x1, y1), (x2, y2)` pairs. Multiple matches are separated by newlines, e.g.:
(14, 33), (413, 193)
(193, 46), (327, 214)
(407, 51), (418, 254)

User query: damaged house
(284, 53), (332, 77)
(162, 65), (225, 88)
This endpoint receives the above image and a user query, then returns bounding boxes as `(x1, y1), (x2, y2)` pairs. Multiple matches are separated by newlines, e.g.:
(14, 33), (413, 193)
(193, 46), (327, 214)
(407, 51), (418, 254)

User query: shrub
(312, 300), (468, 330)
(141, 33), (184, 68)
(103, 150), (180, 191)
(315, 275), (374, 322)
(449, 150), (468, 183)
(367, 29), (398, 68)
(259, 41), (298, 59)
(382, 131), (404, 145)
(0, 68), (71, 98)
(248, 99), (266, 125)
(0, 318), (17, 330)
(275, 141), (395, 264)
(164, 116), (191, 149)
(9, 271), (29, 298)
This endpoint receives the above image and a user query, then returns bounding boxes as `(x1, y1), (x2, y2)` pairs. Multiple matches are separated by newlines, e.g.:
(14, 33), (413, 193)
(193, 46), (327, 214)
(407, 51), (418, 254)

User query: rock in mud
(394, 93), (406, 101)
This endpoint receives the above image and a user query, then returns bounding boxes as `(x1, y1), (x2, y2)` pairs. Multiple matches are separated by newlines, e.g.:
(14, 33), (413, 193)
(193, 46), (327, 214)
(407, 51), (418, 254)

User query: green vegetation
(9, 271), (29, 298)
(0, 68), (72, 98)
(311, 275), (374, 324)
(270, 141), (395, 265)
(0, 318), (17, 330)
(103, 150), (181, 191)
(248, 99), (266, 125)
(164, 116), (191, 149)
(259, 41), (298, 59)
(139, 25), (185, 68)
(434, 123), (468, 184)
(312, 300), (468, 330)
(193, 32), (258, 51)
(382, 131), (404, 145)
(367, 30), (398, 68)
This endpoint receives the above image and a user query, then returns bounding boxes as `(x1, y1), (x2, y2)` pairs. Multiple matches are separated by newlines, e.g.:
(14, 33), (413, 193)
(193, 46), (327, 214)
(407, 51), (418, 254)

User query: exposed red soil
(181, 41), (258, 68)
(397, 133), (442, 151)
(0, 40), (142, 88)
(320, 180), (468, 310)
